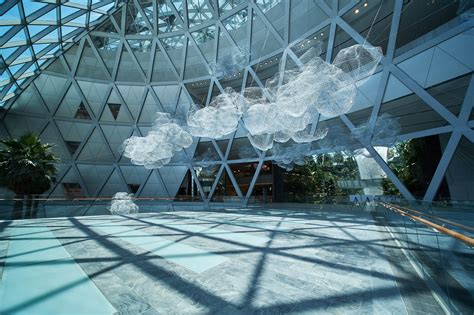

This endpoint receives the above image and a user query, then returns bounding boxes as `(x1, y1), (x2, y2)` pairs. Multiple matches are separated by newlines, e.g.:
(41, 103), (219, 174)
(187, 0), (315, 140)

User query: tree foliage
(282, 152), (362, 202)
(0, 132), (59, 196)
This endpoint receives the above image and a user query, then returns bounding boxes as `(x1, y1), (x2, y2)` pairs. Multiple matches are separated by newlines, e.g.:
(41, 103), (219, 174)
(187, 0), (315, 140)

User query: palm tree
(0, 132), (59, 219)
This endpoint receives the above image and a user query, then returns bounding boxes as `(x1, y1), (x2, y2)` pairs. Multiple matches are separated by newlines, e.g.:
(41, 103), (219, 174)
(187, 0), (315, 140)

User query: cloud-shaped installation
(109, 192), (139, 215)
(121, 112), (193, 169)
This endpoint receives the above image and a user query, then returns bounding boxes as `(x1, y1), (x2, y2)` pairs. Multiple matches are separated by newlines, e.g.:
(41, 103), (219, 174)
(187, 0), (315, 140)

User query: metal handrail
(380, 202), (474, 248)
(380, 201), (474, 233)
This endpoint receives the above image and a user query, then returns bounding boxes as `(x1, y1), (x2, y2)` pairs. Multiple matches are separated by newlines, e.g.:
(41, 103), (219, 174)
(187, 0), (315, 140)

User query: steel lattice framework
(0, 0), (473, 206)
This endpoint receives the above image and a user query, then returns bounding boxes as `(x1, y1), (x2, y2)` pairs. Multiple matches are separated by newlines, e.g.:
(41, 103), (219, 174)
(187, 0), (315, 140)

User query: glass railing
(376, 200), (474, 314)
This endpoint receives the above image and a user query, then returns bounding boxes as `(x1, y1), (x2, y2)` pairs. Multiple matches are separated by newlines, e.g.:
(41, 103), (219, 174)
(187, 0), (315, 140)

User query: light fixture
(364, 2), (368, 7)
(355, 9), (359, 14)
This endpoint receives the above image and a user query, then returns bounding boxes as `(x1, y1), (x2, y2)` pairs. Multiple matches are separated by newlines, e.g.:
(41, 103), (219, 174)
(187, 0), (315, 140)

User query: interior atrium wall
(1, 0), (473, 204)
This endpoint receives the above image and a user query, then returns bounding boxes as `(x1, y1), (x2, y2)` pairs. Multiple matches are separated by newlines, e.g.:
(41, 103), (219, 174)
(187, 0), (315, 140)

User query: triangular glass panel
(228, 162), (259, 196)
(290, 24), (331, 60)
(127, 39), (153, 76)
(256, 0), (285, 34)
(28, 25), (48, 38)
(77, 80), (109, 117)
(77, 127), (115, 162)
(120, 165), (149, 195)
(175, 87), (193, 118)
(152, 85), (180, 113)
(116, 45), (145, 82)
(426, 74), (471, 117)
(32, 43), (49, 55)
(39, 123), (69, 160)
(99, 168), (127, 197)
(218, 0), (246, 15)
(194, 165), (220, 198)
(56, 83), (88, 119)
(160, 165), (188, 198)
(90, 35), (118, 74)
(342, 0), (394, 54)
(34, 7), (58, 24)
(100, 124), (132, 159)
(158, 1), (183, 33)
(138, 1), (154, 28)
(0, 47), (18, 61)
(289, 1), (329, 42)
(61, 6), (80, 20)
(228, 136), (259, 160)
(55, 120), (92, 151)
(139, 88), (160, 123)
(184, 38), (211, 80)
(218, 69), (244, 92)
(215, 139), (230, 157)
(139, 170), (169, 198)
(66, 14), (87, 27)
(187, 0), (213, 27)
(250, 12), (282, 61)
(9, 84), (47, 114)
(3, 114), (46, 139)
(108, 103), (121, 120)
(43, 163), (69, 196)
(2, 4), (22, 24)
(23, 0), (47, 18)
(191, 25), (216, 64)
(37, 28), (59, 44)
(175, 169), (203, 201)
(151, 42), (179, 82)
(77, 164), (114, 196)
(245, 70), (260, 88)
(184, 80), (211, 106)
(209, 81), (223, 104)
(7, 28), (27, 46)
(76, 40), (109, 80)
(221, 9), (247, 52)
(125, 3), (152, 35)
(50, 167), (83, 199)
(246, 162), (275, 203)
(437, 135), (474, 201)
(159, 35), (186, 76)
(117, 84), (145, 120)
(332, 26), (358, 62)
(211, 168), (241, 202)
(252, 52), (283, 86)
(62, 44), (80, 69)
(383, 133), (448, 200)
(193, 140), (221, 165)
(61, 26), (77, 38)
(100, 88), (132, 122)
(377, 87), (449, 136)
(31, 72), (59, 97)
(74, 102), (91, 120)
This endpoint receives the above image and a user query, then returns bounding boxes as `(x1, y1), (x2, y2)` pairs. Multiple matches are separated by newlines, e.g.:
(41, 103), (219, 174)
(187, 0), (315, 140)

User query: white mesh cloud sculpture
(187, 87), (244, 138)
(109, 192), (139, 215)
(123, 43), (382, 169)
(121, 112), (193, 169)
(186, 43), (382, 152)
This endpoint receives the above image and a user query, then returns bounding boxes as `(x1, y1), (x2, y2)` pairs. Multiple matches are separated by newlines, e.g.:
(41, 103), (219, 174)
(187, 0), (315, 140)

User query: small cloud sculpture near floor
(121, 112), (193, 169)
(109, 192), (139, 215)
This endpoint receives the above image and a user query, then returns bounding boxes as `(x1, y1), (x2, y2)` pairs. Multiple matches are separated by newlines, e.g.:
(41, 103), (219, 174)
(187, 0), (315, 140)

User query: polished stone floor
(0, 208), (445, 314)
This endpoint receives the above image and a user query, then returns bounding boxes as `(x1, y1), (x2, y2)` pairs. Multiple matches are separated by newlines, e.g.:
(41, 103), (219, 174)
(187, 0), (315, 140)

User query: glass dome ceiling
(1, 0), (288, 108)
(0, 0), (115, 107)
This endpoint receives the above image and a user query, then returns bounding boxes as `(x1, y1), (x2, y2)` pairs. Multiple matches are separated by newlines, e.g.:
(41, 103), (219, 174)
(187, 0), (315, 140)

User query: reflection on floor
(0, 209), (445, 314)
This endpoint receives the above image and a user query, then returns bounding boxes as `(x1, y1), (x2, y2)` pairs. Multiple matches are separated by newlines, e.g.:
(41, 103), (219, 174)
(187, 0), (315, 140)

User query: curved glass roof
(0, 0), (115, 106)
